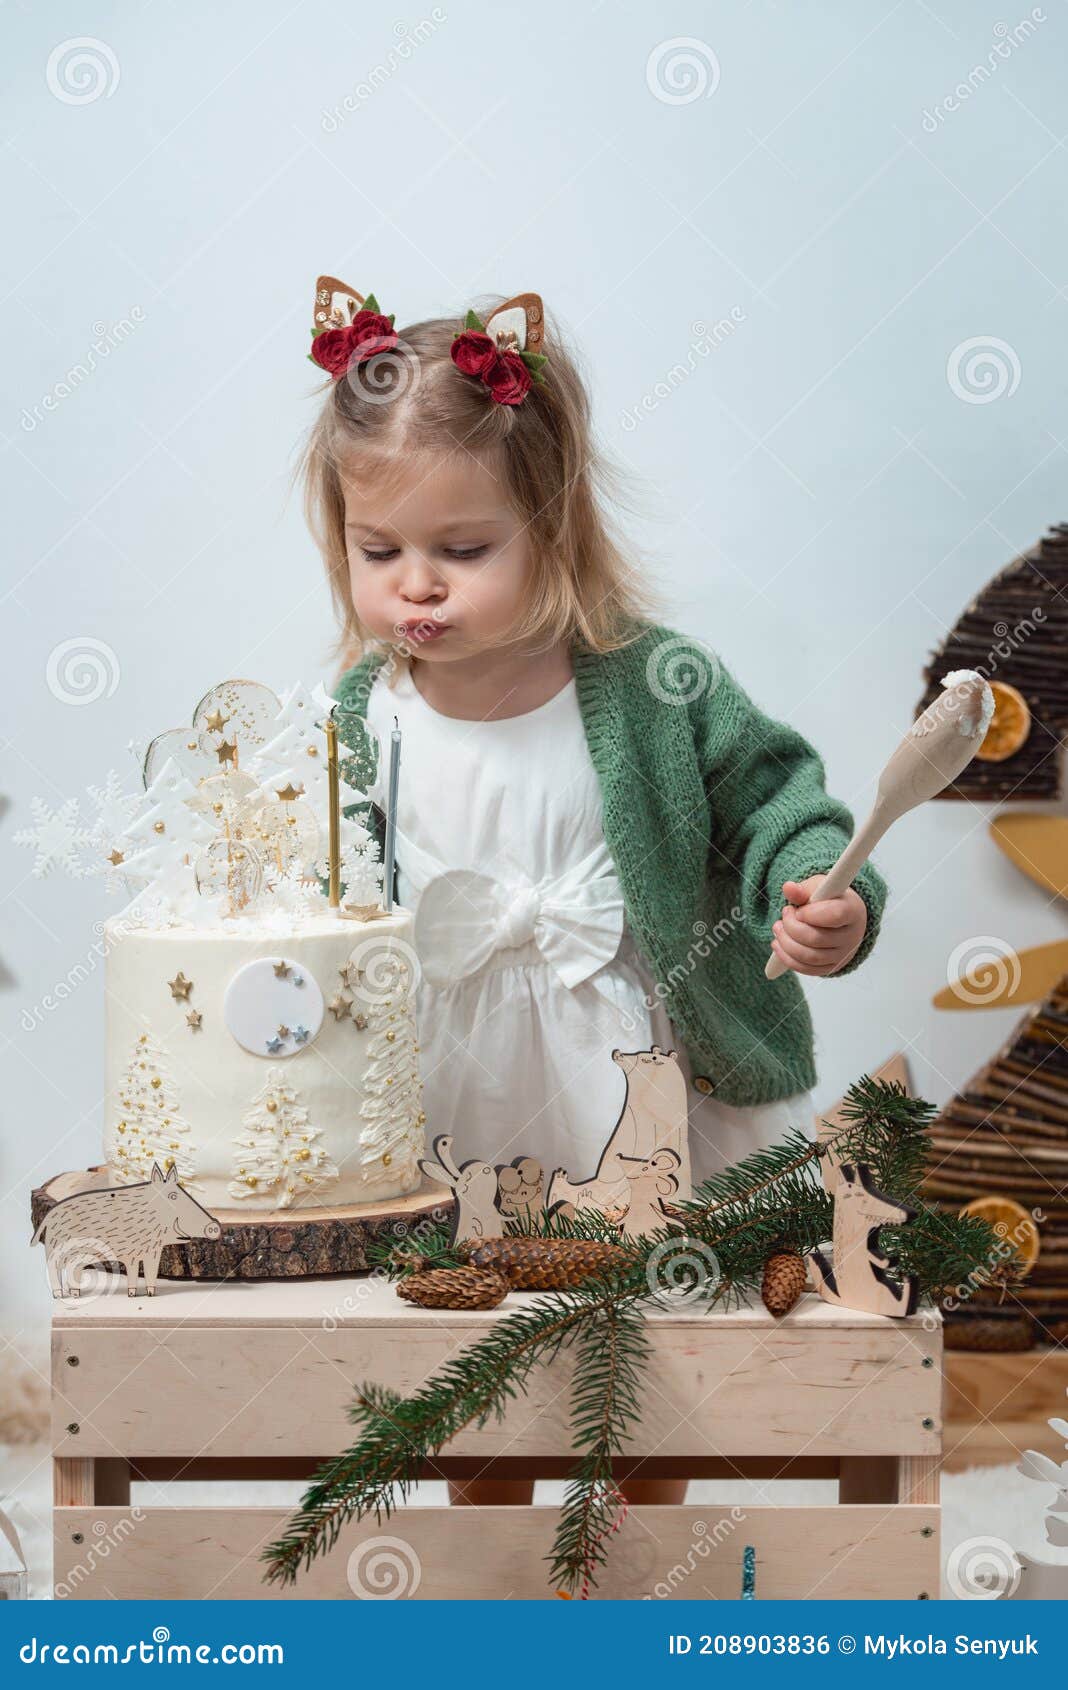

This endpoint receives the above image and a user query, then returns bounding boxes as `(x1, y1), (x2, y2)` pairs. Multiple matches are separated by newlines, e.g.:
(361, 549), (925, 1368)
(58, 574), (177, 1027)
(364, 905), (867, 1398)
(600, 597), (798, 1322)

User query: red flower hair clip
(450, 293), (548, 407)
(309, 275), (397, 379)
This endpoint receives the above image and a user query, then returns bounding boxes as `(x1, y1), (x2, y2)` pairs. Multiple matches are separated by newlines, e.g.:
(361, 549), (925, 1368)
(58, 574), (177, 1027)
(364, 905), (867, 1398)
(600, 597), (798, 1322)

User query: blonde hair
(298, 298), (658, 672)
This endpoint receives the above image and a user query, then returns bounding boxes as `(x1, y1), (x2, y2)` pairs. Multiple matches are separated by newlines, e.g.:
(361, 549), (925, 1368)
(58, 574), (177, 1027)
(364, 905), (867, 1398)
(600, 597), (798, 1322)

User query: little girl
(305, 283), (887, 1511)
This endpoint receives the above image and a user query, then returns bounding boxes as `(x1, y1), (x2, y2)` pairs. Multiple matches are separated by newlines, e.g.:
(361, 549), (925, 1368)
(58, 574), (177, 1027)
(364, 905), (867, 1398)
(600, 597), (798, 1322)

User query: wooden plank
(127, 1455), (843, 1483)
(49, 1274), (940, 1332)
(53, 1458), (93, 1507)
(52, 1316), (941, 1460)
(53, 1504), (940, 1601)
(897, 1455), (940, 1504)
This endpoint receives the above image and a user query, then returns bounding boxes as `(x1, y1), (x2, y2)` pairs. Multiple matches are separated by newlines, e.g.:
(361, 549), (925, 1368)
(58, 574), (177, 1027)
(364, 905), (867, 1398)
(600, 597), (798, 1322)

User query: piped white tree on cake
(229, 1068), (339, 1209)
(109, 1030), (197, 1186)
(355, 953), (425, 1179)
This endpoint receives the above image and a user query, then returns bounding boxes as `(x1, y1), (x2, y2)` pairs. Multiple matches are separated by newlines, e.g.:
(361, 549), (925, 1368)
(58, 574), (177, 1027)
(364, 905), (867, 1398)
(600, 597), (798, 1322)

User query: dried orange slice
(960, 1195), (1040, 1277)
(976, 681), (1031, 762)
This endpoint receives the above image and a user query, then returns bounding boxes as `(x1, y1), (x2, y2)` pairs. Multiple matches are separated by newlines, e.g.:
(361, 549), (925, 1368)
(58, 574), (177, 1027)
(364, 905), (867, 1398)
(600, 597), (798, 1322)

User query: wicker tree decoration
(918, 526), (1068, 801)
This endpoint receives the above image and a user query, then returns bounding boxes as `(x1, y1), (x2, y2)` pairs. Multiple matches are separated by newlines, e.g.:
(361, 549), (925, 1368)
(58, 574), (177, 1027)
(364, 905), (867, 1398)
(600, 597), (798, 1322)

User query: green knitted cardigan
(333, 623), (888, 1107)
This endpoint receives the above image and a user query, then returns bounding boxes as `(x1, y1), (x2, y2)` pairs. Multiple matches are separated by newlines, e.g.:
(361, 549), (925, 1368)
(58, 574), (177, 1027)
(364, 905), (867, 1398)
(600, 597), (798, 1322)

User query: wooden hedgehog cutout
(419, 1046), (692, 1241)
(32, 1163), (222, 1298)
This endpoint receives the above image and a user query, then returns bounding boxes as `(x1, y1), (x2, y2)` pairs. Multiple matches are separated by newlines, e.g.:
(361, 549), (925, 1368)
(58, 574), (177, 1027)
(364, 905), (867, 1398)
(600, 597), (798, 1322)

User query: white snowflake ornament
(13, 796), (90, 878)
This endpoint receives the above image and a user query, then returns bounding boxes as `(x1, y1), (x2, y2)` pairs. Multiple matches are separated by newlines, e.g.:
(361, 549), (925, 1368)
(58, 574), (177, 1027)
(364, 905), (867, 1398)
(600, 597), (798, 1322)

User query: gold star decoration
(352, 1011), (368, 1030)
(186, 1009), (203, 1030)
(107, 848), (125, 866)
(275, 782), (305, 802)
(203, 708), (229, 733)
(328, 992), (352, 1021)
(215, 739), (238, 767)
(273, 960), (291, 978)
(338, 961), (362, 991)
(277, 1024), (291, 1039)
(343, 902), (387, 921)
(168, 972), (193, 1001)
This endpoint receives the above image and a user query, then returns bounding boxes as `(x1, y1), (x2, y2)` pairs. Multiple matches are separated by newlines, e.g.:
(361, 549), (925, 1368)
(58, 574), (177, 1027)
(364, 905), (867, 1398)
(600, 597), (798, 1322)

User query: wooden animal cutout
(495, 1156), (545, 1224)
(546, 1046), (692, 1221)
(1003, 1411), (1068, 1600)
(816, 1052), (913, 1195)
(32, 1163), (222, 1298)
(483, 293), (544, 357)
(418, 1135), (502, 1242)
(807, 1163), (918, 1318)
(619, 1147), (682, 1237)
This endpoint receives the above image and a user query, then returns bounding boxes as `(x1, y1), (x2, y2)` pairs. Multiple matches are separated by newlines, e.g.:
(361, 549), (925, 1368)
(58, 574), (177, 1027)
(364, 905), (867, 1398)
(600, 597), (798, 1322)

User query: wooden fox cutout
(807, 1162), (918, 1318)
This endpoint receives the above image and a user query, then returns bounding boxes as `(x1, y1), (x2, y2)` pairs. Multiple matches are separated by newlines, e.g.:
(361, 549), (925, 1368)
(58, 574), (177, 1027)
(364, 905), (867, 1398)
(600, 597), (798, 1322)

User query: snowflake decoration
(13, 797), (90, 878)
(82, 770), (145, 885)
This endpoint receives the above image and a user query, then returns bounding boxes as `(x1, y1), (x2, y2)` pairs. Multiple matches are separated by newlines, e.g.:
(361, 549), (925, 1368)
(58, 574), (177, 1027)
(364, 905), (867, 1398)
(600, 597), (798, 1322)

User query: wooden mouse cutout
(807, 1162), (918, 1318)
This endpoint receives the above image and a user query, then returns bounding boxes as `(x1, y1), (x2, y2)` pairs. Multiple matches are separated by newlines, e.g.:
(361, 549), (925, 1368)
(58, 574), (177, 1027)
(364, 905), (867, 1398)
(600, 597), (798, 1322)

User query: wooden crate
(51, 1278), (941, 1601)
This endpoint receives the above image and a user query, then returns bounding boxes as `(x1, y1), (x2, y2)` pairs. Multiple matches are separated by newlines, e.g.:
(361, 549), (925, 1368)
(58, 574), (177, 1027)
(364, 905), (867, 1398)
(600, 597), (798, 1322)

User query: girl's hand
(770, 877), (868, 977)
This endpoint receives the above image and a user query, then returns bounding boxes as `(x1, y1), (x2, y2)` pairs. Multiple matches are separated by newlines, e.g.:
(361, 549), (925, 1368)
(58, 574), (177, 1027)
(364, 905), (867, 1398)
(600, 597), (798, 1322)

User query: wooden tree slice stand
(31, 1168), (455, 1281)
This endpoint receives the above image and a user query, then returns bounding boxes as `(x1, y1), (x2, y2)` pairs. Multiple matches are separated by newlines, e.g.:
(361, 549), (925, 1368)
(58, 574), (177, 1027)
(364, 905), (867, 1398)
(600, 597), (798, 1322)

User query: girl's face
(342, 448), (532, 662)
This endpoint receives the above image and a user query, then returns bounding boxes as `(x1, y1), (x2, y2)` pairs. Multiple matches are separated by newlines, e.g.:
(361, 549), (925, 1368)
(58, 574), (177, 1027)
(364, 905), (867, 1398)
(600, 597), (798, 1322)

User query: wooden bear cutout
(546, 1046), (691, 1230)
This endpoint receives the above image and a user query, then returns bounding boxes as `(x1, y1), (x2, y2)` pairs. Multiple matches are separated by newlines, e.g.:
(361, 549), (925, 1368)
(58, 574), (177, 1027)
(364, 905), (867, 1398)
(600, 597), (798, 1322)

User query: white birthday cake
(19, 677), (426, 1213)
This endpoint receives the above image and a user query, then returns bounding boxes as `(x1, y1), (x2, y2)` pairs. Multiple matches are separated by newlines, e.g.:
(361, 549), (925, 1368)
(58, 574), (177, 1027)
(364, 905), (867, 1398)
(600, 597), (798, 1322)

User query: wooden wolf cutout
(807, 1162), (918, 1318)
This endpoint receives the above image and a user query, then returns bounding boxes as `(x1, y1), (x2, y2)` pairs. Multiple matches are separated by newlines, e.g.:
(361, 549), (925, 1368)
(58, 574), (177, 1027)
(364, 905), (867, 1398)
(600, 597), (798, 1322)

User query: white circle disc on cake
(223, 956), (324, 1058)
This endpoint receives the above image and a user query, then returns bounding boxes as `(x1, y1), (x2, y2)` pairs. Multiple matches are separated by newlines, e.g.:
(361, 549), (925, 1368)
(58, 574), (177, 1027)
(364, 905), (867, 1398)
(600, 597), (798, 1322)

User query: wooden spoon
(765, 670), (993, 980)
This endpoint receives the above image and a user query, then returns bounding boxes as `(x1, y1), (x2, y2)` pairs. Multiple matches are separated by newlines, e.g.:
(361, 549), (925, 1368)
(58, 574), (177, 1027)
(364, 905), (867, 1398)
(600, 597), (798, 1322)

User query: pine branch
(260, 1270), (648, 1586)
(549, 1298), (651, 1595)
(262, 1074), (1004, 1596)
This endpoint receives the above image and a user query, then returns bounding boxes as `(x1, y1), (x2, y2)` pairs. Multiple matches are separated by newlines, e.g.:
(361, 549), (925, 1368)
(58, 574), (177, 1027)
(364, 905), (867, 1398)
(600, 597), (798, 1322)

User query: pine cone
(761, 1250), (808, 1316)
(460, 1235), (628, 1290)
(396, 1265), (510, 1309)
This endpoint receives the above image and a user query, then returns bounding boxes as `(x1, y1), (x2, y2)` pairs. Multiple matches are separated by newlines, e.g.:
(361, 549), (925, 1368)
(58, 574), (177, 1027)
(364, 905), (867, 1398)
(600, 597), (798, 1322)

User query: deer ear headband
(309, 276), (548, 407)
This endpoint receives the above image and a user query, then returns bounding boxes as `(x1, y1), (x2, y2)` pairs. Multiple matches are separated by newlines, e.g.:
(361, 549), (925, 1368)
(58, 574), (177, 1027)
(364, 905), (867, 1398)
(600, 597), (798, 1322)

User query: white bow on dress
(407, 834), (626, 990)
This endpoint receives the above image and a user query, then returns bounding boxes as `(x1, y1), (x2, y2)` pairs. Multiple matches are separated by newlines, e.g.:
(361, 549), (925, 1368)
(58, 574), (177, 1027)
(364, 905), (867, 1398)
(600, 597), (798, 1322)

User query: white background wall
(3, 2), (1066, 1345)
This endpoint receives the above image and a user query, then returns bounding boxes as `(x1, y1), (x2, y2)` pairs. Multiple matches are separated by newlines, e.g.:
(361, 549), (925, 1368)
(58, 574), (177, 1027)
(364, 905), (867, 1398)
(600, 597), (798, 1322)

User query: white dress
(366, 665), (813, 1191)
